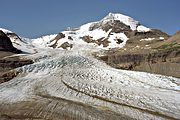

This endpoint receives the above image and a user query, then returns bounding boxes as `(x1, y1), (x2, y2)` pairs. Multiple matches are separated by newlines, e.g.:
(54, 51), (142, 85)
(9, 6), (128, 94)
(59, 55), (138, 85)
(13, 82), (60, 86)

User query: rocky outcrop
(81, 36), (111, 47)
(7, 32), (27, 44)
(131, 29), (169, 38)
(104, 50), (180, 78)
(59, 42), (73, 49)
(0, 55), (33, 83)
(0, 70), (19, 84)
(68, 36), (73, 40)
(90, 20), (132, 34)
(54, 32), (65, 40)
(49, 33), (65, 48)
(96, 38), (110, 47)
(0, 30), (22, 53)
(81, 35), (94, 43)
(0, 57), (33, 71)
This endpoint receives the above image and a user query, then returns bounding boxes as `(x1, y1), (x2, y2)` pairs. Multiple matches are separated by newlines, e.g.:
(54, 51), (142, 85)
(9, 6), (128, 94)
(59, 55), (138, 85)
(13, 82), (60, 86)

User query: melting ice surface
(0, 48), (180, 120)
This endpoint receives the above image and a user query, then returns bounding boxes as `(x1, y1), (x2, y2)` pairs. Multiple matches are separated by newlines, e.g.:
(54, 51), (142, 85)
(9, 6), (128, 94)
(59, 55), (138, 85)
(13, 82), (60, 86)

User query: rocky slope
(97, 31), (180, 78)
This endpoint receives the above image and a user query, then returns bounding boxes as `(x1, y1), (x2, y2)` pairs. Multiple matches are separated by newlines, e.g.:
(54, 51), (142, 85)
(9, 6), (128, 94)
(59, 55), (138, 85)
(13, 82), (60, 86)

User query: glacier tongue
(0, 48), (180, 120)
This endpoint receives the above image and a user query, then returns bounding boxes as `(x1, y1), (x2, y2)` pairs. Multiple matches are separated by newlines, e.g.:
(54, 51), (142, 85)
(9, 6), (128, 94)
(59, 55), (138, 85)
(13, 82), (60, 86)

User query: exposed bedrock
(99, 49), (180, 78)
(0, 55), (33, 84)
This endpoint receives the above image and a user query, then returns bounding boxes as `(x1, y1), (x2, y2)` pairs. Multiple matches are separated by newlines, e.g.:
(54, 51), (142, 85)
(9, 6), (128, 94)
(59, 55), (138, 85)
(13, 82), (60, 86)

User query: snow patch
(107, 33), (128, 49)
(159, 37), (165, 40)
(137, 25), (150, 32)
(140, 38), (155, 41)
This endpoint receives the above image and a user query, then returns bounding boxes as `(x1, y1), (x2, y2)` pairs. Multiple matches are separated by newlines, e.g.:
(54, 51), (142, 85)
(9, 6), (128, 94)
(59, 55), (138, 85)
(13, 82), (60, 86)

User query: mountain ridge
(40, 12), (167, 49)
(21, 13), (169, 51)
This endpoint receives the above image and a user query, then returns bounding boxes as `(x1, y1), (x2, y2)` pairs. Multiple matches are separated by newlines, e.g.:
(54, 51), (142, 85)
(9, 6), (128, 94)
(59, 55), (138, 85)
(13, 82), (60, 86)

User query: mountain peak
(102, 13), (140, 30)
(105, 12), (135, 20)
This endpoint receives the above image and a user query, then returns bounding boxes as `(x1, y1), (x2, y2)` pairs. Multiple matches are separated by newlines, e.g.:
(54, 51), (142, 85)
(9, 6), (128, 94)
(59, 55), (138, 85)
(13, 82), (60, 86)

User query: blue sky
(0, 0), (180, 38)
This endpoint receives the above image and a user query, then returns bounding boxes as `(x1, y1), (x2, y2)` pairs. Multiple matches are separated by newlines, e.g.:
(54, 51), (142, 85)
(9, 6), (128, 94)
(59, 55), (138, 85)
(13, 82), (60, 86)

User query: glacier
(0, 49), (180, 120)
(0, 13), (180, 120)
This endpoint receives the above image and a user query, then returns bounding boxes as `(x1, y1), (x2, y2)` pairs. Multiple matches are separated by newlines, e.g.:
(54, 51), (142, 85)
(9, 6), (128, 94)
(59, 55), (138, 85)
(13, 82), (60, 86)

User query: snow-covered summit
(0, 28), (13, 34)
(26, 13), (162, 51)
(102, 13), (140, 30)
(102, 13), (151, 32)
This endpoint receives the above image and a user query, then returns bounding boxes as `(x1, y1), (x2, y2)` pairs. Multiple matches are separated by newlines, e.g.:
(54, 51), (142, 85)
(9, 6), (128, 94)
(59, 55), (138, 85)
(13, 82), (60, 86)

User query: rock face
(0, 30), (21, 53)
(130, 29), (169, 38)
(0, 70), (19, 84)
(106, 50), (180, 78)
(0, 55), (33, 84)
(59, 42), (73, 49)
(0, 57), (33, 72)
(81, 36), (110, 47)
(90, 20), (132, 34)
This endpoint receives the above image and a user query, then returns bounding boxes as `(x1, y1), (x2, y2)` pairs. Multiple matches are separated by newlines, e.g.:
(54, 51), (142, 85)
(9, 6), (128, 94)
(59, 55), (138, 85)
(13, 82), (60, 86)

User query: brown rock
(81, 36), (94, 43)
(96, 38), (110, 47)
(49, 33), (66, 48)
(59, 42), (73, 49)
(68, 36), (73, 40)
(0, 70), (19, 84)
(89, 20), (132, 34)
(0, 55), (33, 83)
